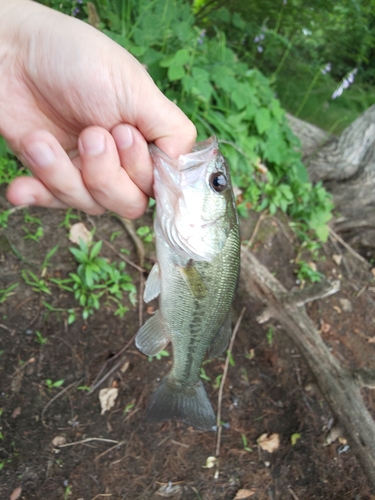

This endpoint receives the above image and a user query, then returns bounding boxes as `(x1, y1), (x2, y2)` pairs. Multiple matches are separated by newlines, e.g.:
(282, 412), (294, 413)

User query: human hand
(0, 0), (196, 218)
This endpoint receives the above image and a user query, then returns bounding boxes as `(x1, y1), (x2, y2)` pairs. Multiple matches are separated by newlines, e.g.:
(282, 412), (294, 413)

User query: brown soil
(1, 188), (375, 500)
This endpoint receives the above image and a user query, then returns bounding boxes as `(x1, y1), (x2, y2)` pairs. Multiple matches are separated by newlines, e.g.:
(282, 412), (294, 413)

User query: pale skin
(0, 0), (196, 218)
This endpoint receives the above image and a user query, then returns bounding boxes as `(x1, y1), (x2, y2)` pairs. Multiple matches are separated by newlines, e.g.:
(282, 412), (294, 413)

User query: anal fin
(135, 310), (169, 356)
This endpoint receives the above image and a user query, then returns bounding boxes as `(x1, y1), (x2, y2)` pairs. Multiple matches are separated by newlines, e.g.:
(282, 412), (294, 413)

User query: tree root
(241, 246), (375, 491)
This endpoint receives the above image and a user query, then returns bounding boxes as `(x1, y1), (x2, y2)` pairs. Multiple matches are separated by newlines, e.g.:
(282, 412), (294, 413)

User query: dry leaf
(368, 337), (375, 344)
(320, 321), (331, 334)
(324, 425), (344, 446)
(257, 433), (280, 453)
(202, 456), (217, 468)
(69, 222), (92, 245)
(332, 305), (342, 314)
(10, 487), (22, 500)
(52, 436), (67, 447)
(234, 489), (256, 499)
(99, 387), (119, 415)
(332, 254), (343, 265)
(372, 268), (375, 278)
(11, 407), (21, 418)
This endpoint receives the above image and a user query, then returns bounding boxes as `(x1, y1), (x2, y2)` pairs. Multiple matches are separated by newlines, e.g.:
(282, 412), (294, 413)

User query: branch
(240, 246), (375, 492)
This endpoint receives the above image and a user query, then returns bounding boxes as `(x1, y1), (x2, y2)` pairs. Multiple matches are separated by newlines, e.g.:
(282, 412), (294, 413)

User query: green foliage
(45, 379), (65, 390)
(241, 433), (253, 453)
(65, 238), (136, 319)
(148, 349), (169, 362)
(0, 136), (26, 185)
(59, 208), (80, 229)
(35, 331), (48, 345)
(136, 225), (154, 243)
(0, 283), (18, 304)
(93, 0), (332, 241)
(295, 260), (324, 284)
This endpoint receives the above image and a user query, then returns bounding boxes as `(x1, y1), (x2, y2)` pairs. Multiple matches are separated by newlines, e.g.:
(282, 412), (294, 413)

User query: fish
(135, 136), (240, 431)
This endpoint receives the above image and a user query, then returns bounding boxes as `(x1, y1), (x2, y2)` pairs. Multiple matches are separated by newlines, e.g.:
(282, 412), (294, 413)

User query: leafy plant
(136, 225), (154, 243)
(0, 209), (11, 229)
(241, 433), (253, 453)
(64, 239), (136, 320)
(0, 283), (18, 304)
(35, 331), (48, 345)
(295, 260), (324, 284)
(45, 379), (65, 390)
(59, 208), (80, 229)
(22, 270), (51, 294)
(148, 349), (170, 362)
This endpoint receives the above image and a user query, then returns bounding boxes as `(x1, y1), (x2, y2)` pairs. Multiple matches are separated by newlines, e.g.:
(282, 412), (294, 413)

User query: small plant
(123, 402), (135, 415)
(59, 208), (80, 229)
(148, 350), (170, 362)
(35, 331), (48, 345)
(22, 270), (51, 294)
(77, 385), (91, 392)
(0, 209), (11, 228)
(0, 283), (18, 303)
(213, 374), (222, 389)
(241, 433), (253, 452)
(266, 327), (274, 347)
(291, 432), (301, 446)
(295, 260), (324, 284)
(136, 225), (154, 243)
(45, 379), (64, 390)
(110, 230), (122, 242)
(23, 226), (44, 242)
(226, 350), (235, 367)
(200, 367), (211, 381)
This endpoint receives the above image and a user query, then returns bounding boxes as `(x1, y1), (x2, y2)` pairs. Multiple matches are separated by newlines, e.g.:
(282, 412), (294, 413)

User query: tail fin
(146, 377), (217, 431)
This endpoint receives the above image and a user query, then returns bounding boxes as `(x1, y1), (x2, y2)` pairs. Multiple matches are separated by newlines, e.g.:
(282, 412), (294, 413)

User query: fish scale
(135, 137), (240, 431)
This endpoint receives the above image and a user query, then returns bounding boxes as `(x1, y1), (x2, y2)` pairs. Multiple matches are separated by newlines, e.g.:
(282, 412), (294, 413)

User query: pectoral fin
(144, 262), (161, 303)
(178, 263), (207, 299)
(208, 312), (232, 358)
(135, 310), (169, 356)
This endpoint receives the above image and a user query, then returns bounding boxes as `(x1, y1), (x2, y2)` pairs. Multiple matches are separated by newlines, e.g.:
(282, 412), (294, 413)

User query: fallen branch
(240, 246), (375, 492)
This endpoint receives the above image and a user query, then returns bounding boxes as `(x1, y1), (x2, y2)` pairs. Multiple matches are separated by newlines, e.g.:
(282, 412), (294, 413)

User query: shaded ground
(1, 188), (375, 499)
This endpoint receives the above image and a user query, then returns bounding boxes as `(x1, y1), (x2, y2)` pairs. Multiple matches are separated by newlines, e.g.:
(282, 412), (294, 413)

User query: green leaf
(255, 108), (272, 134)
(291, 433), (301, 446)
(90, 240), (103, 259)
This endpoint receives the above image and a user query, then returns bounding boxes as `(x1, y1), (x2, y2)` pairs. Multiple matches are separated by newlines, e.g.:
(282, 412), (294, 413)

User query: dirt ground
(1, 186), (375, 500)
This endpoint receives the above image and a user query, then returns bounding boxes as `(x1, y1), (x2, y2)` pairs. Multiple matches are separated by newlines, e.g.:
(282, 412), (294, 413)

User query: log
(240, 245), (375, 491)
(287, 107), (375, 252)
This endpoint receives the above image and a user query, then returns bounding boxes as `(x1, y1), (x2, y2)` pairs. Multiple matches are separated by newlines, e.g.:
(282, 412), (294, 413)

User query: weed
(0, 209), (11, 228)
(295, 260), (324, 284)
(212, 374), (222, 389)
(241, 433), (253, 452)
(45, 379), (64, 390)
(0, 283), (18, 303)
(291, 432), (301, 446)
(23, 226), (44, 242)
(35, 331), (48, 345)
(266, 327), (274, 347)
(59, 208), (80, 229)
(136, 225), (154, 243)
(110, 230), (122, 242)
(226, 350), (235, 367)
(148, 350), (169, 362)
(22, 270), (51, 294)
(200, 367), (211, 381)
(123, 402), (135, 415)
(77, 386), (91, 392)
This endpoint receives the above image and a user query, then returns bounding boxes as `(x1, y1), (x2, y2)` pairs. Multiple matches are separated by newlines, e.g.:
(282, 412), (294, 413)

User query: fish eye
(209, 172), (227, 193)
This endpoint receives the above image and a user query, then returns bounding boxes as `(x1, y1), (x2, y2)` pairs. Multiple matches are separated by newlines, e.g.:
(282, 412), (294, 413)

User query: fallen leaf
(372, 268), (375, 278)
(234, 489), (256, 499)
(332, 305), (342, 314)
(10, 487), (22, 500)
(332, 254), (343, 265)
(99, 387), (119, 415)
(320, 321), (331, 334)
(120, 360), (130, 373)
(11, 407), (21, 418)
(52, 436), (67, 447)
(368, 337), (375, 344)
(257, 433), (280, 453)
(202, 456), (217, 468)
(290, 433), (301, 446)
(69, 222), (92, 245)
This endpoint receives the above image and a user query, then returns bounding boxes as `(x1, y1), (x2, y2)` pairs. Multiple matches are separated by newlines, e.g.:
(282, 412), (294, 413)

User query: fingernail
(113, 125), (133, 150)
(79, 131), (106, 155)
(24, 142), (55, 168)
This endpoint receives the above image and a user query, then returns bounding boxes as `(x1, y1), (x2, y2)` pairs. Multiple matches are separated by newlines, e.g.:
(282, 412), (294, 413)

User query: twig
(42, 379), (83, 425)
(117, 217), (145, 266)
(94, 439), (126, 462)
(57, 437), (119, 448)
(246, 212), (268, 249)
(102, 239), (144, 273)
(328, 226), (370, 267)
(88, 333), (137, 394)
(215, 307), (246, 457)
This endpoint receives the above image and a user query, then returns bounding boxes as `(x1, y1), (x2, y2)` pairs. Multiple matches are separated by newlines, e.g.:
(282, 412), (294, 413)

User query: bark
(287, 107), (375, 251)
(240, 246), (375, 492)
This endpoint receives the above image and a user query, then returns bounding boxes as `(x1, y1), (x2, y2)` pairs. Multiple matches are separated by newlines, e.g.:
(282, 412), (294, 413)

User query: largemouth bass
(135, 136), (240, 431)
